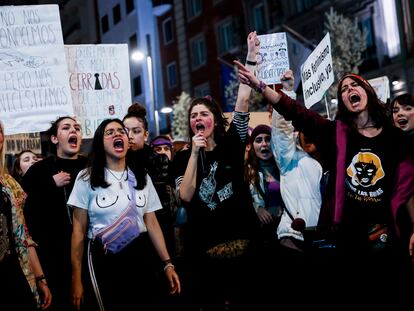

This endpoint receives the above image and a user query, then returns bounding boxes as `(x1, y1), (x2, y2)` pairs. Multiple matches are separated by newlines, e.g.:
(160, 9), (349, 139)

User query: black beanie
(250, 124), (271, 143)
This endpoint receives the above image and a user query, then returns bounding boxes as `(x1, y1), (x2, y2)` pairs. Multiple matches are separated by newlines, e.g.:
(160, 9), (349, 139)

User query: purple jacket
(274, 92), (414, 236)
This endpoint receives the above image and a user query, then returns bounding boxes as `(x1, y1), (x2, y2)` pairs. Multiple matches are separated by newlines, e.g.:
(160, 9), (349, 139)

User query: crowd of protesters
(1, 30), (413, 311)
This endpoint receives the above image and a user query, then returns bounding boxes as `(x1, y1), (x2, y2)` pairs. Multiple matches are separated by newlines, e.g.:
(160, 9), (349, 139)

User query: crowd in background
(0, 30), (413, 311)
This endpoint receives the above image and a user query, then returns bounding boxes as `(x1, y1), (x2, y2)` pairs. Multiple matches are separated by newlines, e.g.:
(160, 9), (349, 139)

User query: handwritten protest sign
(65, 44), (132, 138)
(301, 33), (334, 108)
(257, 32), (289, 85)
(368, 76), (390, 103)
(0, 5), (73, 135)
(5, 132), (41, 154)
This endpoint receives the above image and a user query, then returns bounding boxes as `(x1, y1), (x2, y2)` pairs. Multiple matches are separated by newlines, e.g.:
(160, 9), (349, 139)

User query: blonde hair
(0, 121), (5, 176)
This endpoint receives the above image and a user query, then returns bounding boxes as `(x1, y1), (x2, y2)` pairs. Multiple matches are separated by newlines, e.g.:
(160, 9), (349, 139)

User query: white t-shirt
(68, 168), (162, 239)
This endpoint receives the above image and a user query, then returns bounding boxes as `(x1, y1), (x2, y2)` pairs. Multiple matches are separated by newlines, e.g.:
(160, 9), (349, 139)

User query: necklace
(106, 168), (126, 189)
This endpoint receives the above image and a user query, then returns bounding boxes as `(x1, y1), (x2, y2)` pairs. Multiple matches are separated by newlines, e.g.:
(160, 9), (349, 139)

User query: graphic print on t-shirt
(346, 151), (385, 202)
(199, 162), (218, 210)
(199, 161), (235, 211)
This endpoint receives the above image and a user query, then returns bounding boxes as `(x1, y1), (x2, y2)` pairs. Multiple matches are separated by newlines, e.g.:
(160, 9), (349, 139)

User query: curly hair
(187, 96), (229, 140)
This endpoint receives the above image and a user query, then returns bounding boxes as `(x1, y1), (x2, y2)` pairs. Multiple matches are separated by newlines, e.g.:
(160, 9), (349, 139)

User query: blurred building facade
(154, 0), (414, 114)
(7, 0), (101, 44)
(4, 0), (413, 131)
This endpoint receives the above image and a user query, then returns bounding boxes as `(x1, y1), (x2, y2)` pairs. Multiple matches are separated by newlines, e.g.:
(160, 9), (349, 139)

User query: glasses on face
(104, 127), (128, 137)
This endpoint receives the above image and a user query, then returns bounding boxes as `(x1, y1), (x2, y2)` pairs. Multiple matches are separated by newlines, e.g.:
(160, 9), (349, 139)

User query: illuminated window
(217, 18), (235, 55)
(163, 18), (174, 44)
(381, 0), (400, 57)
(190, 34), (207, 69)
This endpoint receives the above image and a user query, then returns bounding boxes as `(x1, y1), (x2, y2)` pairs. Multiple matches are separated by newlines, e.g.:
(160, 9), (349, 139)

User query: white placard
(0, 5), (73, 135)
(368, 76), (390, 103)
(301, 32), (334, 108)
(256, 32), (290, 85)
(65, 44), (132, 138)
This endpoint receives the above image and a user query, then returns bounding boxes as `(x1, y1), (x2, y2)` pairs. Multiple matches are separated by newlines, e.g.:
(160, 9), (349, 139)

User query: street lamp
(145, 34), (159, 136)
(160, 105), (173, 134)
(160, 107), (173, 114)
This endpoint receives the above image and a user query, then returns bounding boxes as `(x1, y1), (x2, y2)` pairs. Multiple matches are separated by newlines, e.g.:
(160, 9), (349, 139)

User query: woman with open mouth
(69, 119), (180, 311)
(236, 59), (414, 305)
(22, 116), (86, 311)
(173, 31), (262, 310)
(390, 93), (414, 136)
(245, 124), (284, 254)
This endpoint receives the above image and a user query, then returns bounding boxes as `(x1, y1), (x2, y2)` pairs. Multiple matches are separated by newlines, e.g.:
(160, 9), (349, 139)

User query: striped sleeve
(232, 111), (250, 142)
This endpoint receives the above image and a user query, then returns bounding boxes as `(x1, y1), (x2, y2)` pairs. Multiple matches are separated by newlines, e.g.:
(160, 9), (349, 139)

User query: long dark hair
(11, 149), (37, 183)
(187, 96), (229, 140)
(46, 116), (77, 155)
(390, 93), (414, 110)
(82, 119), (146, 190)
(244, 144), (264, 198)
(335, 73), (390, 129)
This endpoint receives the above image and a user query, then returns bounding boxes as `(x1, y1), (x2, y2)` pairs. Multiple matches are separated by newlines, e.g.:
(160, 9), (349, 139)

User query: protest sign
(257, 32), (289, 85)
(0, 5), (73, 135)
(368, 76), (390, 103)
(5, 132), (41, 154)
(301, 32), (334, 108)
(65, 44), (132, 138)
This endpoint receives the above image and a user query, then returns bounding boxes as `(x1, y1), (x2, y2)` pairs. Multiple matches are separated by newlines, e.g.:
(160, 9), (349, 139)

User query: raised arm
(235, 31), (260, 112)
(271, 70), (297, 175)
(234, 59), (283, 106)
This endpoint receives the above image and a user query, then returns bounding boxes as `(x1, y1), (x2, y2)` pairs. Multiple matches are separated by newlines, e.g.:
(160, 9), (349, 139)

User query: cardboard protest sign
(5, 132), (41, 155)
(368, 76), (390, 103)
(0, 5), (73, 135)
(301, 32), (334, 108)
(257, 32), (290, 85)
(65, 44), (132, 138)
